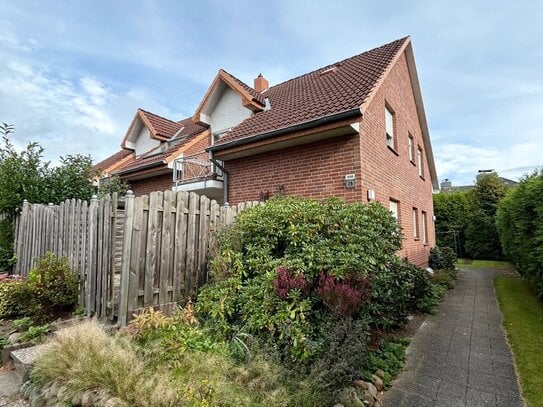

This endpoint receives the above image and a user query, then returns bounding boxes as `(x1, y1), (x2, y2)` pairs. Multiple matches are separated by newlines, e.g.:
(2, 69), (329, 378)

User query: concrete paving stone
(434, 396), (466, 407)
(0, 373), (22, 398)
(439, 364), (469, 386)
(468, 354), (494, 374)
(396, 374), (442, 399)
(466, 387), (497, 406)
(398, 392), (434, 407)
(492, 360), (516, 378)
(436, 380), (466, 400)
(496, 393), (525, 407)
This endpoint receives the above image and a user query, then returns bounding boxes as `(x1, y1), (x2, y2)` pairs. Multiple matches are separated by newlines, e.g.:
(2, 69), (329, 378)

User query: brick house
(94, 108), (225, 201)
(97, 36), (438, 266)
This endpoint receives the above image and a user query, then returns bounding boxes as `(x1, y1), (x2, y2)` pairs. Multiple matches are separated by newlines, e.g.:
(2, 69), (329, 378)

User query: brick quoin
(226, 52), (435, 267)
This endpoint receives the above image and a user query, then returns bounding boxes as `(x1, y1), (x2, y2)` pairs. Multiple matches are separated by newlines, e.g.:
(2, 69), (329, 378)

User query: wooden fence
(12, 190), (258, 325)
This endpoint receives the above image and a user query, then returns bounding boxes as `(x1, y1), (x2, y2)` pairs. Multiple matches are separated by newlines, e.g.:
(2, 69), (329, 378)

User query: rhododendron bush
(196, 196), (435, 362)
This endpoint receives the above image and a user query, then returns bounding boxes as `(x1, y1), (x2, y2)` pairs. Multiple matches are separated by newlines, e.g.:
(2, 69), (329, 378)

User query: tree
(0, 123), (100, 272)
(464, 173), (507, 260)
(0, 123), (49, 215)
(433, 191), (471, 256)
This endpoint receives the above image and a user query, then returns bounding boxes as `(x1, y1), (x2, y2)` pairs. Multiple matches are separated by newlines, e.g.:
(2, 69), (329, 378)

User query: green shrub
(432, 268), (458, 289)
(27, 252), (78, 313)
(20, 324), (51, 344)
(429, 246), (457, 270)
(497, 171), (543, 297)
(198, 197), (402, 361)
(362, 337), (409, 388)
(368, 259), (437, 329)
(0, 252), (77, 320)
(12, 316), (34, 331)
(0, 217), (16, 273)
(306, 318), (369, 403)
(0, 280), (38, 318)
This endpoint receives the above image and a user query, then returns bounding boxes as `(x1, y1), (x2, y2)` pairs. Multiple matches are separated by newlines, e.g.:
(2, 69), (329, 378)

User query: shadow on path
(382, 268), (524, 407)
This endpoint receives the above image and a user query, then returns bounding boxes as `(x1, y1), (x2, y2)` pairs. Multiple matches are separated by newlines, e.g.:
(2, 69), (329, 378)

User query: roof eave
(207, 108), (362, 153)
(115, 160), (166, 176)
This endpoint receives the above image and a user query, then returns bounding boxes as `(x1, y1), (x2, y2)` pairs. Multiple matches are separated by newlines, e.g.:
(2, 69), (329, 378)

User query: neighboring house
(97, 36), (438, 266)
(95, 109), (224, 200)
(440, 172), (518, 192)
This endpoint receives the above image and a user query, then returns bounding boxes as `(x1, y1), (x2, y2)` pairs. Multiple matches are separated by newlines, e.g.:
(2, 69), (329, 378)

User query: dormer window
(385, 106), (395, 150)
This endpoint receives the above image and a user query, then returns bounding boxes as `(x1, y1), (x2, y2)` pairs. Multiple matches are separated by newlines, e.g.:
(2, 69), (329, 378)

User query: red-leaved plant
(316, 273), (371, 316)
(273, 266), (309, 299)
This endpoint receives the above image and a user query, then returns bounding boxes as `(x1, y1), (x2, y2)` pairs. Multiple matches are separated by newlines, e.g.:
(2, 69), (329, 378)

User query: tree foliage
(465, 173), (507, 260)
(496, 171), (543, 297)
(0, 123), (99, 272)
(433, 191), (471, 255)
(433, 173), (508, 260)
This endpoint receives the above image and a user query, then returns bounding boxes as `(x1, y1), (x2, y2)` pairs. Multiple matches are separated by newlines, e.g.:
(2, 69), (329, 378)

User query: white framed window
(422, 211), (428, 244)
(389, 199), (399, 220)
(385, 106), (394, 149)
(417, 146), (424, 177)
(408, 134), (414, 162)
(413, 207), (419, 240)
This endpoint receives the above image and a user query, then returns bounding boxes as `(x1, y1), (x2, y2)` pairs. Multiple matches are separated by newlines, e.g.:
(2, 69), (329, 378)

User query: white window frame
(408, 134), (414, 162)
(422, 211), (428, 244)
(417, 146), (424, 177)
(413, 208), (419, 240)
(385, 106), (394, 149)
(389, 199), (399, 220)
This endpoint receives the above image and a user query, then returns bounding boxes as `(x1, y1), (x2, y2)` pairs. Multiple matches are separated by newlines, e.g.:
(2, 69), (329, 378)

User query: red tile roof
(140, 109), (184, 139)
(114, 116), (207, 175)
(220, 69), (266, 105)
(215, 37), (408, 147)
(94, 149), (132, 172)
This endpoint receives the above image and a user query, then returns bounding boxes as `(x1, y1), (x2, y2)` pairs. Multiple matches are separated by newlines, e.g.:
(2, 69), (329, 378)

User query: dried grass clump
(31, 319), (179, 406)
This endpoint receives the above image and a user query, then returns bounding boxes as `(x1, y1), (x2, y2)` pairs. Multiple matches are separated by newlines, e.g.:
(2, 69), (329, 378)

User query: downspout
(209, 151), (229, 205)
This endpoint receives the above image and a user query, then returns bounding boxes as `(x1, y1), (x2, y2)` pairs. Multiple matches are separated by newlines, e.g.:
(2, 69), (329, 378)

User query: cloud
(435, 142), (543, 185)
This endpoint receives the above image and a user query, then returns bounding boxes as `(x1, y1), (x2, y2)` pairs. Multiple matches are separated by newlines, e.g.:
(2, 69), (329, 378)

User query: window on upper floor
(389, 199), (399, 221)
(422, 211), (428, 244)
(408, 134), (415, 163)
(417, 146), (424, 178)
(413, 207), (419, 240)
(385, 106), (395, 150)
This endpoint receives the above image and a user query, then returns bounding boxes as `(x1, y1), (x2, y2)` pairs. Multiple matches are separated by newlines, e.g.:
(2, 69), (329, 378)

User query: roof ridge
(268, 36), (410, 90)
(138, 108), (178, 124)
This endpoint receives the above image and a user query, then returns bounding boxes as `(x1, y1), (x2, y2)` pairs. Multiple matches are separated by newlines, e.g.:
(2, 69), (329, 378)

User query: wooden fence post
(119, 190), (135, 326)
(86, 195), (99, 317)
(14, 200), (29, 275)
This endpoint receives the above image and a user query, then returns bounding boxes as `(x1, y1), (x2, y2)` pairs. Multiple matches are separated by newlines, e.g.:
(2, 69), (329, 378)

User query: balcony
(172, 154), (224, 202)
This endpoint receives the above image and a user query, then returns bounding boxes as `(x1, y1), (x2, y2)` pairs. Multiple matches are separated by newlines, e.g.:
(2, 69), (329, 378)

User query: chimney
(254, 73), (269, 93)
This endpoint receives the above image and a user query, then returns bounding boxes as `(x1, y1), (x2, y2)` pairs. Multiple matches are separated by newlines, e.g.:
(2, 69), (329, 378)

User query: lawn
(457, 258), (512, 269)
(495, 276), (543, 407)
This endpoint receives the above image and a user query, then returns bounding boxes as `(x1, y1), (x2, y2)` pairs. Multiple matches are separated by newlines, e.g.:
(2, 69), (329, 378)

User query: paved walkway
(382, 268), (524, 407)
(0, 370), (28, 406)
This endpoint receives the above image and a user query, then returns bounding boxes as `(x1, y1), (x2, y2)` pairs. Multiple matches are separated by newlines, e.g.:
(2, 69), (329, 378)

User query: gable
(134, 126), (160, 156)
(202, 84), (253, 136)
(193, 70), (264, 133)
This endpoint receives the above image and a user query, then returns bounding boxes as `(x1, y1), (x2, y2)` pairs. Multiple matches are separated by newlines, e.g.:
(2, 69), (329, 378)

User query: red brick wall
(226, 134), (363, 204)
(128, 173), (173, 196)
(185, 132), (211, 160)
(358, 53), (435, 266)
